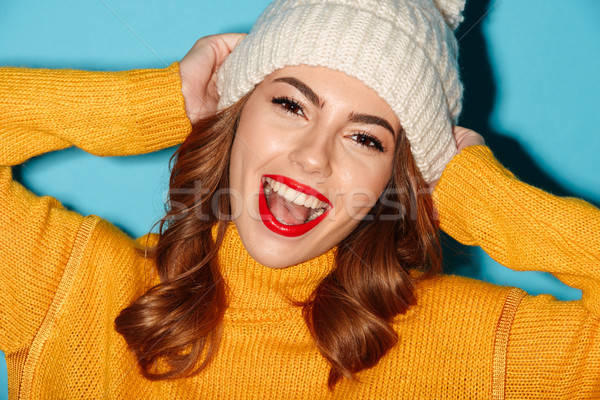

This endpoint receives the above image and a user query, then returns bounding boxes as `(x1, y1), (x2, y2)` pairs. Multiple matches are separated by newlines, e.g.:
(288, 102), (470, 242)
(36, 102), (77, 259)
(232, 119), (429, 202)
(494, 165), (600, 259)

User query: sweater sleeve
(433, 146), (600, 398)
(433, 145), (600, 315)
(0, 64), (191, 353)
(0, 63), (191, 164)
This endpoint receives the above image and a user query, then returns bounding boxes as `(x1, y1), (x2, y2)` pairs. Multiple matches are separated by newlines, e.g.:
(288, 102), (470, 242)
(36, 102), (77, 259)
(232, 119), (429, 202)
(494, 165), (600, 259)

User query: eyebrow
(273, 76), (396, 138)
(273, 77), (323, 108)
(348, 112), (396, 138)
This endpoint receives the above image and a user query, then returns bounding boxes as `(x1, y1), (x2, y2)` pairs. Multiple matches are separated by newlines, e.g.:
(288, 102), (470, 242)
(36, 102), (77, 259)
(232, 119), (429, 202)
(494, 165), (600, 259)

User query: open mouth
(259, 175), (332, 237)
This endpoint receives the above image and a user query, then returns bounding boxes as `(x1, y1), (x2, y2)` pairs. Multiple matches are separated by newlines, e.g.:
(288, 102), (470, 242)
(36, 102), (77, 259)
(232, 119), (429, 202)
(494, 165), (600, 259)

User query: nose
(287, 126), (333, 178)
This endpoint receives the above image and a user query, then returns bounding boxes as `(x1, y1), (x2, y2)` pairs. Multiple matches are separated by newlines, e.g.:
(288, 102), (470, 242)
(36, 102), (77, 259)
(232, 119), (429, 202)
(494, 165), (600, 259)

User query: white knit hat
(217, 0), (466, 183)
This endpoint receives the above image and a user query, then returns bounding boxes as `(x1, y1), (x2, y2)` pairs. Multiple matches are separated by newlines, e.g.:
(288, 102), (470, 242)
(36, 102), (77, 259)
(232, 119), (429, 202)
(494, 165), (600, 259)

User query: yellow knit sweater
(1, 64), (599, 399)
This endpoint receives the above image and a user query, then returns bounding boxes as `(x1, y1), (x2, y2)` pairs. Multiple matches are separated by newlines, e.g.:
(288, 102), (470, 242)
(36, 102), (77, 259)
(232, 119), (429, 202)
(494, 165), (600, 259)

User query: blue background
(0, 0), (598, 397)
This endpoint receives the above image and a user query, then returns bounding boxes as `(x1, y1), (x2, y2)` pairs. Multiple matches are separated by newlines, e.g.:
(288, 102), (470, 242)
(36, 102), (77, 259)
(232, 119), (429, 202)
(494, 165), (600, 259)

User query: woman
(1, 0), (599, 398)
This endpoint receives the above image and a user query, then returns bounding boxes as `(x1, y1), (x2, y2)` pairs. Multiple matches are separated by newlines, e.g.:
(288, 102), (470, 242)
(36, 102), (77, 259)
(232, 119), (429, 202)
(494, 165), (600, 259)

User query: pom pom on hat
(217, 0), (466, 183)
(434, 0), (467, 30)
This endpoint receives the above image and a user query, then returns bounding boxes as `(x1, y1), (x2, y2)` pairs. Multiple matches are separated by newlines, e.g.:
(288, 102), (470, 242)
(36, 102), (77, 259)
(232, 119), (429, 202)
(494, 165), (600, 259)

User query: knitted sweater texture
(0, 64), (599, 399)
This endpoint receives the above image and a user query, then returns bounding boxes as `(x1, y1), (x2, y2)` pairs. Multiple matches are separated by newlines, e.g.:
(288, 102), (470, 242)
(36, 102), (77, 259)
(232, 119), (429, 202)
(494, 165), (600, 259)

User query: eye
(349, 133), (385, 152)
(271, 96), (305, 117)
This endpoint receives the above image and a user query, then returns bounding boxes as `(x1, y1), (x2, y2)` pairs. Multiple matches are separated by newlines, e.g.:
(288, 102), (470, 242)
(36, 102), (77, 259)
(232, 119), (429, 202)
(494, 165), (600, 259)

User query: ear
(433, 0), (467, 30)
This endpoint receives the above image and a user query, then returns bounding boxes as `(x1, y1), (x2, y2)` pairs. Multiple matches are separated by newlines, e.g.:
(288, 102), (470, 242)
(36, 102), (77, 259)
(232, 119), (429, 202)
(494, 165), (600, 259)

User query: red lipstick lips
(259, 175), (331, 237)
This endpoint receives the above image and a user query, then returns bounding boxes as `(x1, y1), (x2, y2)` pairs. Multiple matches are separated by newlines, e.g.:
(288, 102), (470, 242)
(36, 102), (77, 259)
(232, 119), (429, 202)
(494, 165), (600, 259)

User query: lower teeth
(306, 208), (325, 222)
(263, 180), (326, 224)
(275, 216), (292, 226)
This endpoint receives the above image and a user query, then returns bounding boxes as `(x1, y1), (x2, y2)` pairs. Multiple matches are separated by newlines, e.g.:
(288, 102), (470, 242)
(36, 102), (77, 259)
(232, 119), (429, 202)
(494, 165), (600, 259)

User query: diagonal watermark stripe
(99, 0), (168, 66)
(458, 0), (503, 42)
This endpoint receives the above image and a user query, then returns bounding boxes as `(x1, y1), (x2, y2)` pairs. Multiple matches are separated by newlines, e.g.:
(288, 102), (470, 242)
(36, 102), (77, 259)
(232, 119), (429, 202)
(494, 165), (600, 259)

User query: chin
(236, 226), (305, 268)
(233, 211), (340, 269)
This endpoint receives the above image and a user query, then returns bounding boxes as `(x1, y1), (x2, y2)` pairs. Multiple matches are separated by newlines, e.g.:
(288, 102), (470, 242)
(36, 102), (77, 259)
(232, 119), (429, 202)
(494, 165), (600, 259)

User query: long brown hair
(115, 94), (441, 388)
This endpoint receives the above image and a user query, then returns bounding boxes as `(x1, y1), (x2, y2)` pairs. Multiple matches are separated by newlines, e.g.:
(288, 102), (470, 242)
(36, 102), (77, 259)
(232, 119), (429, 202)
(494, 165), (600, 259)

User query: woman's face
(229, 65), (400, 268)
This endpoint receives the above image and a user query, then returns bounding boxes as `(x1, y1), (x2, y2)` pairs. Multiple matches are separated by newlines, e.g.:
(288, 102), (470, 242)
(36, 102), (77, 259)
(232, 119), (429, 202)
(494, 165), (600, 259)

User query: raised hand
(452, 126), (485, 152)
(179, 33), (246, 124)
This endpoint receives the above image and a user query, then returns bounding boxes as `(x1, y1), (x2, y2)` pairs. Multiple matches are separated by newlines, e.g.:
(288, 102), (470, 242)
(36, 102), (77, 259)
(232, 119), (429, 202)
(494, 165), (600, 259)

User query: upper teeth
(264, 177), (328, 210)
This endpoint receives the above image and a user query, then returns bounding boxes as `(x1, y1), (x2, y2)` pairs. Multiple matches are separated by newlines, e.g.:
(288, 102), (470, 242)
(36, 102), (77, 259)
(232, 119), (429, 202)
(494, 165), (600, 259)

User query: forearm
(433, 146), (600, 312)
(0, 63), (192, 350)
(0, 63), (191, 165)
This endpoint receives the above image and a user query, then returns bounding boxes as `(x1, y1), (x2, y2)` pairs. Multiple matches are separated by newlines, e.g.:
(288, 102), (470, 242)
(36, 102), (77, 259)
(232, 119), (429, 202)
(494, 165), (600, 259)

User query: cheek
(229, 114), (287, 210)
(338, 161), (393, 218)
(342, 190), (379, 221)
(234, 113), (287, 163)
(229, 116), (263, 185)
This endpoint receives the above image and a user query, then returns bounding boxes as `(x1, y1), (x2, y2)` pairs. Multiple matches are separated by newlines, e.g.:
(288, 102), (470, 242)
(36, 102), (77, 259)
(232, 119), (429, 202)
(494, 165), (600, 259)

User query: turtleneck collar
(216, 224), (336, 310)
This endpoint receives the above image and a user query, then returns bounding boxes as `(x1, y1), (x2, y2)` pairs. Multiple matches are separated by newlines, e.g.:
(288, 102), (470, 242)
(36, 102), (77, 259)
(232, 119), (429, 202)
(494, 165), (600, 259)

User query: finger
(217, 32), (247, 51)
(212, 33), (247, 66)
(452, 126), (485, 151)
